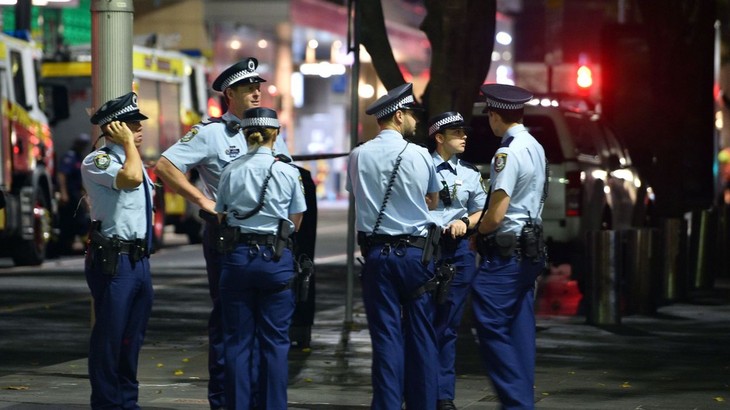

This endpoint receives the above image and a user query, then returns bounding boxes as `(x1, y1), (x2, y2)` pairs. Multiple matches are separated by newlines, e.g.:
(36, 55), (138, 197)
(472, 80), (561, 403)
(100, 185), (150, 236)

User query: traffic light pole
(90, 0), (134, 134)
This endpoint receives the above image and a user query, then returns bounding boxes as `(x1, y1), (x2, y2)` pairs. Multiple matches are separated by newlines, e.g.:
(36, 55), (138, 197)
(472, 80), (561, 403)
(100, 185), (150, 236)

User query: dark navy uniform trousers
(472, 252), (545, 410)
(360, 244), (438, 410)
(85, 254), (153, 410)
(434, 238), (477, 400)
(219, 244), (296, 410)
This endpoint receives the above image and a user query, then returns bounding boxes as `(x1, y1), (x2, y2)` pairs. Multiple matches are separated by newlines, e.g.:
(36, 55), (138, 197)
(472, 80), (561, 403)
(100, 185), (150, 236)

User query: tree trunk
(421, 0), (495, 124)
(360, 0), (405, 90)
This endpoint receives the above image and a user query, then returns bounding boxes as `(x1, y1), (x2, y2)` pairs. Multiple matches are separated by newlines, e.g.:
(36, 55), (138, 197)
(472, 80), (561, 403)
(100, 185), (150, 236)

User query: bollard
(586, 230), (620, 325)
(690, 208), (718, 290)
(621, 228), (658, 315)
(659, 218), (688, 303)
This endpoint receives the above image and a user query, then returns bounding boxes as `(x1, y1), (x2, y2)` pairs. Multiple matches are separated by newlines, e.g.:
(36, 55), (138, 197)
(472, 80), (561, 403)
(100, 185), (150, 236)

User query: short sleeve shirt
(346, 129), (441, 237)
(430, 152), (488, 226)
(490, 124), (547, 235)
(81, 143), (154, 240)
(215, 147), (306, 234)
(161, 111), (291, 201)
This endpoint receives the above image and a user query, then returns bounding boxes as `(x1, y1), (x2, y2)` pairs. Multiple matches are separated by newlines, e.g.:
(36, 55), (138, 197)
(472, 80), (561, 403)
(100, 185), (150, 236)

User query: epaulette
(199, 116), (239, 136)
(500, 136), (514, 148)
(100, 146), (122, 163)
(458, 159), (480, 173)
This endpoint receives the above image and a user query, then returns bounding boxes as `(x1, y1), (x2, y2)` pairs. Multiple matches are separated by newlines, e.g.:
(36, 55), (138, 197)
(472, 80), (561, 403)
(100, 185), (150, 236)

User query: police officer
(81, 92), (155, 409)
(427, 111), (487, 410)
(347, 83), (441, 410)
(473, 84), (547, 410)
(154, 58), (289, 410)
(57, 133), (91, 254)
(215, 107), (306, 410)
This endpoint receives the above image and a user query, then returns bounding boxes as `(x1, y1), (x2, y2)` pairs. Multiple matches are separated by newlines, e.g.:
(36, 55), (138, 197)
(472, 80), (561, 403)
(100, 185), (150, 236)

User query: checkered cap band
(374, 94), (415, 119)
(96, 104), (138, 126)
(220, 70), (260, 90)
(429, 113), (465, 136)
(241, 117), (280, 129)
(486, 97), (525, 110)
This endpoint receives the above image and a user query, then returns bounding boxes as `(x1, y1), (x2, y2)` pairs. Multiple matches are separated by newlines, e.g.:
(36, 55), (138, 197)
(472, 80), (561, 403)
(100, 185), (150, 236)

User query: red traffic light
(577, 65), (593, 89)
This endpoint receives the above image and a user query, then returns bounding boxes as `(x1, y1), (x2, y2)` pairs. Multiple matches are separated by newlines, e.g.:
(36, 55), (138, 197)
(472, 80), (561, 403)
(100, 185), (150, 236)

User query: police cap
(90, 92), (148, 126)
(212, 57), (266, 92)
(241, 107), (280, 130)
(480, 83), (533, 112)
(365, 83), (421, 120)
(427, 111), (471, 137)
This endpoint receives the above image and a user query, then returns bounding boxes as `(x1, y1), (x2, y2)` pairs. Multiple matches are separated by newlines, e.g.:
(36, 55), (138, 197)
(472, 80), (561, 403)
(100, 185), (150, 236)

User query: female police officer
(214, 107), (306, 410)
(427, 111), (487, 410)
(81, 92), (154, 409)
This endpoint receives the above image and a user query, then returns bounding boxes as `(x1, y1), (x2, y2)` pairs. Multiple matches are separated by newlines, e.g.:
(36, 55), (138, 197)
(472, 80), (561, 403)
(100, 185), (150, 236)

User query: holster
(88, 221), (120, 277)
(420, 223), (441, 266)
(294, 255), (314, 303)
(274, 219), (293, 261)
(357, 231), (370, 256)
(434, 263), (456, 304)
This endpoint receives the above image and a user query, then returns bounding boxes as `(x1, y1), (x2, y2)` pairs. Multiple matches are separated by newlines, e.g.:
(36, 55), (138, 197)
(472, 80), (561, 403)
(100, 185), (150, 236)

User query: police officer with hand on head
(154, 58), (290, 410)
(473, 84), (547, 410)
(81, 92), (154, 409)
(347, 83), (442, 410)
(427, 111), (487, 410)
(215, 107), (306, 410)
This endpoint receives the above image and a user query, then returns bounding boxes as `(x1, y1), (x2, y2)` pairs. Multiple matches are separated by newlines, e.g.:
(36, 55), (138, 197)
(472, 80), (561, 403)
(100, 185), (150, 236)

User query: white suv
(467, 96), (652, 268)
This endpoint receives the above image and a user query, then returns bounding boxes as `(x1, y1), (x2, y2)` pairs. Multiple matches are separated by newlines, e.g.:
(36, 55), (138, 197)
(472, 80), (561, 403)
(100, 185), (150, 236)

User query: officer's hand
(447, 219), (467, 239)
(106, 121), (134, 146)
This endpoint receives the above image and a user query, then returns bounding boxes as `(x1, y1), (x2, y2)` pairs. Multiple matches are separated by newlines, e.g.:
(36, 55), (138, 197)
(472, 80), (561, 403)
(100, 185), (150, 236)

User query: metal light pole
(345, 0), (361, 325)
(90, 0), (134, 132)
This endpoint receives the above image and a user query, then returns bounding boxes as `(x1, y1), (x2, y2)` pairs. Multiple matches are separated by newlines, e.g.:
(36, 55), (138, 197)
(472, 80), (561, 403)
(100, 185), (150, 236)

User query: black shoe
(437, 399), (457, 410)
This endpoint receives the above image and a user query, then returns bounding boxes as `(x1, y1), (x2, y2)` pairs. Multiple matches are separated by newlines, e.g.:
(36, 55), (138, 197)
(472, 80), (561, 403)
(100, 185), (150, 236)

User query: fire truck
(41, 45), (210, 249)
(0, 32), (66, 266)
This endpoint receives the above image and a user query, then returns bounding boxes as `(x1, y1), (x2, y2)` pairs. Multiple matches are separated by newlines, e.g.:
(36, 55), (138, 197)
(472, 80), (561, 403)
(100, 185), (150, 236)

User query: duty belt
(117, 239), (149, 255)
(358, 232), (428, 249)
(237, 233), (277, 246)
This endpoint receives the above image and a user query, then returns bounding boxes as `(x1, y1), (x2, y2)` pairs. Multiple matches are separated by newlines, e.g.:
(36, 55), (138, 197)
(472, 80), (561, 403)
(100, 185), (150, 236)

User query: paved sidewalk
(1, 265), (729, 409)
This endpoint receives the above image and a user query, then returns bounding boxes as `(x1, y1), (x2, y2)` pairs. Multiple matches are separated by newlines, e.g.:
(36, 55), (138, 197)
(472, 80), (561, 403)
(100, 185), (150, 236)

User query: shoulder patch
(298, 175), (305, 194)
(93, 153), (111, 170)
(180, 127), (199, 142)
(494, 153), (508, 173)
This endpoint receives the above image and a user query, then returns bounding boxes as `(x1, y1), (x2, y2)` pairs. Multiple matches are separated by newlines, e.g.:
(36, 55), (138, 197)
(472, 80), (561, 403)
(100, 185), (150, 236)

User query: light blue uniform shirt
(161, 111), (291, 201)
(215, 147), (306, 234)
(81, 143), (154, 240)
(430, 153), (487, 226)
(490, 124), (547, 235)
(346, 129), (441, 237)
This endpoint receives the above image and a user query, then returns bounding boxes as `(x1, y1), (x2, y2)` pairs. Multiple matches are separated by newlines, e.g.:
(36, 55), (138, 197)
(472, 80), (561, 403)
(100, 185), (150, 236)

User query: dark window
(524, 114), (564, 163)
(11, 51), (27, 109)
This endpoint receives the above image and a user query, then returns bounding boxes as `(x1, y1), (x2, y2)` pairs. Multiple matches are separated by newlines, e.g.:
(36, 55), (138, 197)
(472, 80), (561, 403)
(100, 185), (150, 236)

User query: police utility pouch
(435, 263), (456, 304)
(495, 232), (517, 258)
(421, 223), (441, 266)
(274, 219), (293, 261)
(216, 223), (239, 254)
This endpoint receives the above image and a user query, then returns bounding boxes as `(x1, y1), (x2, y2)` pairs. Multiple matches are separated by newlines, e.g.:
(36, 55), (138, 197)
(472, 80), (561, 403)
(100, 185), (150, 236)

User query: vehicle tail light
(565, 170), (581, 217)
